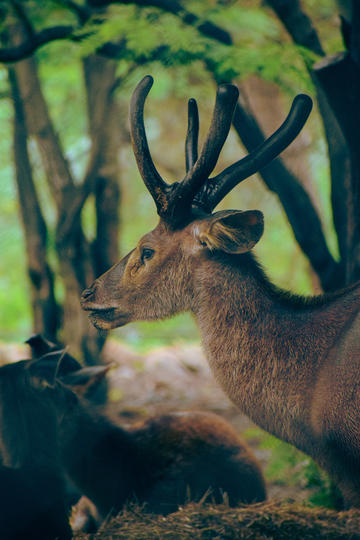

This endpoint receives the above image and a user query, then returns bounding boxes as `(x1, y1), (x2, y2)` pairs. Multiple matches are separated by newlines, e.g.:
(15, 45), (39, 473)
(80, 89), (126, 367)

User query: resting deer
(37, 350), (266, 521)
(26, 334), (106, 404)
(81, 75), (360, 509)
(0, 358), (72, 540)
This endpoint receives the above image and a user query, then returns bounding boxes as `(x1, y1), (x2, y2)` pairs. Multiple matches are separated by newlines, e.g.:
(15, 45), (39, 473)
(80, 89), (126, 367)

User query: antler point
(217, 84), (239, 100)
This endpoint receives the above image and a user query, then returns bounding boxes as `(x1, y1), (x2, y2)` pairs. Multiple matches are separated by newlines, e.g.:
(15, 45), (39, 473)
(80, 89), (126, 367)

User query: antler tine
(195, 94), (313, 212)
(181, 84), (239, 199)
(129, 75), (169, 215)
(185, 98), (199, 172)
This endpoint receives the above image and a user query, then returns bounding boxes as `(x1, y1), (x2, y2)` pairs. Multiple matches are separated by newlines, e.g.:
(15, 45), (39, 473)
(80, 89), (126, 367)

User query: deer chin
(88, 308), (131, 330)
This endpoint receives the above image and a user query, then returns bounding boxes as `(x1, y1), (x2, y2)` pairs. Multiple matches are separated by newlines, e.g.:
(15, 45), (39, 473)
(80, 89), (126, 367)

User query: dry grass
(74, 501), (360, 539)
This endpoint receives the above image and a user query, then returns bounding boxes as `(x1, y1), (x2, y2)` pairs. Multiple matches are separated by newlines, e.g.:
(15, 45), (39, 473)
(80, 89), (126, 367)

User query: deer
(29, 347), (266, 524)
(80, 75), (360, 509)
(26, 334), (106, 404)
(0, 357), (72, 540)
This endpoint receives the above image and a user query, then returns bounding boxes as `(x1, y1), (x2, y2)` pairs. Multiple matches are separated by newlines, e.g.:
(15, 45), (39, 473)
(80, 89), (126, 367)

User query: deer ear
(25, 336), (82, 374)
(25, 334), (56, 358)
(196, 210), (264, 254)
(60, 365), (110, 397)
(27, 355), (60, 389)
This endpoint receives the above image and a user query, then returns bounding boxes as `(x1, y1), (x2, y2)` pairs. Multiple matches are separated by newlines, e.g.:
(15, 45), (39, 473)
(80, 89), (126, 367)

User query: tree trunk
(7, 24), (120, 364)
(83, 55), (121, 277)
(8, 66), (59, 340)
(314, 51), (360, 283)
(267, 0), (353, 288)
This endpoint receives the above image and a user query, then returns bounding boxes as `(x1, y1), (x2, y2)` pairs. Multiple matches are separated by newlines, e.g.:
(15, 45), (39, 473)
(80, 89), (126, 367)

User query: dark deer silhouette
(81, 76), (360, 508)
(0, 358), (72, 540)
(26, 334), (107, 404)
(40, 352), (266, 521)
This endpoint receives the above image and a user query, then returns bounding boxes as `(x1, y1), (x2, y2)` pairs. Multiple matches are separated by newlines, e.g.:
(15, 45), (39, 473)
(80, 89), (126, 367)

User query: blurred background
(0, 0), (355, 361)
(2, 0), (360, 509)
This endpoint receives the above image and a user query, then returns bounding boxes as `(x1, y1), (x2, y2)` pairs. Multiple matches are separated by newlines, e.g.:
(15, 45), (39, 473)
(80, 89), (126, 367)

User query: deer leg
(334, 469), (360, 509)
(319, 443), (360, 509)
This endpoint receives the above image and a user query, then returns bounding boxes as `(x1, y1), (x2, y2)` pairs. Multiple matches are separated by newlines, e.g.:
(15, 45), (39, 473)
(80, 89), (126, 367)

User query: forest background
(0, 0), (354, 360)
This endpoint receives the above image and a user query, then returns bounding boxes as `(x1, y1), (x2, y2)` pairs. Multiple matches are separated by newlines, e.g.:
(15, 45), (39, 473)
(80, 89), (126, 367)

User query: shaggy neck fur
(192, 251), (360, 454)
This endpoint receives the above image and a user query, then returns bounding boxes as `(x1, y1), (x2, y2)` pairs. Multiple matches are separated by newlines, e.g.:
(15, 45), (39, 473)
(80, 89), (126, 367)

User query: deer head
(0, 354), (74, 469)
(81, 76), (312, 330)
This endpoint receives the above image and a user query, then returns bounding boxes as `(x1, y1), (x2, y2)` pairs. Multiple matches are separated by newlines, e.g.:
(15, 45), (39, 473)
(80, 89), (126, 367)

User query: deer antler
(130, 76), (238, 226)
(181, 84), (239, 199)
(129, 76), (312, 227)
(185, 98), (199, 172)
(193, 93), (313, 212)
(129, 75), (170, 216)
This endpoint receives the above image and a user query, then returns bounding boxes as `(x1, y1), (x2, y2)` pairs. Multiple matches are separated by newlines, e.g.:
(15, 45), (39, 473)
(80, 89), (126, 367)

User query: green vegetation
(245, 427), (335, 508)
(0, 0), (339, 346)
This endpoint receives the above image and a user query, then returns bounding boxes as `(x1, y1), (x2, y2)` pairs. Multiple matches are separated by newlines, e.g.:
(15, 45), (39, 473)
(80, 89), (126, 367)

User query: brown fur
(82, 210), (360, 508)
(55, 375), (266, 520)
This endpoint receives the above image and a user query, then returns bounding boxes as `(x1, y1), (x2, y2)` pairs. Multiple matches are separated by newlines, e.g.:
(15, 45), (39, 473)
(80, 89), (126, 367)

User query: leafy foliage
(72, 3), (313, 92)
(0, 0), (341, 343)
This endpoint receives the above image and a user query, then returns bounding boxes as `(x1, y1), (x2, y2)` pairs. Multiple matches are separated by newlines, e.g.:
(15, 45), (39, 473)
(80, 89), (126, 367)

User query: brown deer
(38, 350), (266, 521)
(81, 75), (360, 509)
(0, 358), (72, 540)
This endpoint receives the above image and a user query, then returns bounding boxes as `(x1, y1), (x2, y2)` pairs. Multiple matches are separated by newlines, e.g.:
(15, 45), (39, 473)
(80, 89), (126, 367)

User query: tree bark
(267, 0), (353, 287)
(8, 23), (105, 362)
(12, 55), (97, 359)
(8, 66), (59, 340)
(83, 55), (121, 277)
(314, 51), (360, 282)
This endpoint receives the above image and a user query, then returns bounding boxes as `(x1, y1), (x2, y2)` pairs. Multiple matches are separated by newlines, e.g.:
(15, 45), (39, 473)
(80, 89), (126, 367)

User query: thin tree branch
(11, 52), (76, 207)
(59, 0), (91, 24)
(88, 0), (232, 44)
(0, 0), (231, 63)
(0, 26), (75, 62)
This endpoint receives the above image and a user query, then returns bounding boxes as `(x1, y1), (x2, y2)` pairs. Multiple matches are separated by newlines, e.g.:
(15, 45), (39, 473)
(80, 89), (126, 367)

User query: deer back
(49, 362), (266, 518)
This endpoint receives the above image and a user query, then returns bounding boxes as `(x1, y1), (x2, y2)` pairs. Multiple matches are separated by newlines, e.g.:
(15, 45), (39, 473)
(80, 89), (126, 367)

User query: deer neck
(192, 252), (354, 449)
(60, 406), (138, 516)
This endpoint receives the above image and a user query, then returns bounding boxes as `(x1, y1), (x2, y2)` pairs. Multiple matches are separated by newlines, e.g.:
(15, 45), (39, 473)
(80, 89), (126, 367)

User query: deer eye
(141, 247), (155, 263)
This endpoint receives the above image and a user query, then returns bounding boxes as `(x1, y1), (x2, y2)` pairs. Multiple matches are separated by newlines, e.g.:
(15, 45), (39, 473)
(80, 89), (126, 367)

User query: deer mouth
(86, 307), (131, 330)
